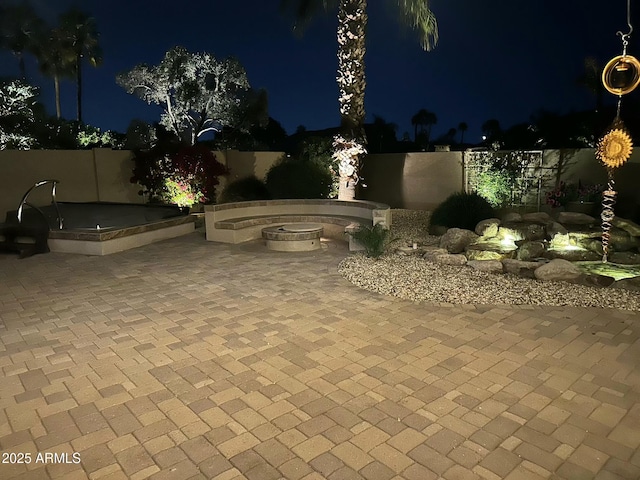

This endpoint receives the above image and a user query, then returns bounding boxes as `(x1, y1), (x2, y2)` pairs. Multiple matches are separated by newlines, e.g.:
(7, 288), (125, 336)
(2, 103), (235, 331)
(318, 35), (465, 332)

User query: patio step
(0, 223), (50, 259)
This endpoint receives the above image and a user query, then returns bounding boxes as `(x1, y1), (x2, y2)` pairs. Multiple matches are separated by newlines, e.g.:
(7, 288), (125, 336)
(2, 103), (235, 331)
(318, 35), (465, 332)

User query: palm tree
(0, 1), (44, 80)
(35, 27), (75, 119)
(410, 108), (437, 150)
(282, 0), (438, 199)
(411, 108), (428, 142)
(458, 121), (468, 144)
(481, 118), (501, 145)
(58, 8), (102, 123)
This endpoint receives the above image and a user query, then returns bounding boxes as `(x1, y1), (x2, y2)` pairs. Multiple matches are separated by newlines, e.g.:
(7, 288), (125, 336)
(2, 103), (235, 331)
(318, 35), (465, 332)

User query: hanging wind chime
(596, 0), (638, 262)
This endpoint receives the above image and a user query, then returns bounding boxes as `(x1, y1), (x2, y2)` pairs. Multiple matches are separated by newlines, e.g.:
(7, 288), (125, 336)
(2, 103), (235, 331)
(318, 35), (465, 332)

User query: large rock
(534, 259), (582, 281)
(612, 217), (640, 237)
(609, 252), (640, 265)
(502, 212), (522, 222)
(439, 228), (479, 254)
(502, 259), (544, 278)
(522, 212), (553, 224)
(577, 274), (616, 288)
(432, 253), (467, 266)
(465, 243), (516, 261)
(500, 222), (546, 241)
(556, 211), (597, 225)
(545, 249), (602, 262)
(609, 228), (639, 252)
(611, 276), (640, 291)
(475, 218), (501, 236)
(422, 247), (449, 261)
(516, 241), (546, 261)
(466, 260), (504, 273)
(545, 221), (568, 238)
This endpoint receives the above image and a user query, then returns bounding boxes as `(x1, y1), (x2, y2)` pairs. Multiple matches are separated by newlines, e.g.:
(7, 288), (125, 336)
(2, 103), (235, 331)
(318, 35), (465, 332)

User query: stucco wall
(0, 149), (284, 218)
(359, 152), (464, 210)
(1, 147), (637, 220)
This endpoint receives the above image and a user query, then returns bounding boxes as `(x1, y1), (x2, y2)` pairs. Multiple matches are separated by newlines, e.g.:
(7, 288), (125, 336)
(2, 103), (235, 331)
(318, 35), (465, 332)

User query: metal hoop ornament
(601, 55), (640, 95)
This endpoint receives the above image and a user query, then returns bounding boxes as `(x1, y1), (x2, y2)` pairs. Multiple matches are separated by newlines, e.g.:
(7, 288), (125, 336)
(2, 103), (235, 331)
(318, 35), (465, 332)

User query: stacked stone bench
(204, 199), (391, 251)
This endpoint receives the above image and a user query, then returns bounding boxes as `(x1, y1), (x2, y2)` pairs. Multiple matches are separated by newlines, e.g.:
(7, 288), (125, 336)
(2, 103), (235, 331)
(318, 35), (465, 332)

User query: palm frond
(279, 0), (337, 34)
(396, 0), (439, 51)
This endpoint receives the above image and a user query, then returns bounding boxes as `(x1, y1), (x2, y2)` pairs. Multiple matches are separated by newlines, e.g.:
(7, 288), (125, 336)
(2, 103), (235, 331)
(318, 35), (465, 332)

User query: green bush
(265, 156), (332, 199)
(348, 223), (394, 258)
(219, 176), (271, 203)
(429, 192), (496, 232)
(475, 169), (512, 207)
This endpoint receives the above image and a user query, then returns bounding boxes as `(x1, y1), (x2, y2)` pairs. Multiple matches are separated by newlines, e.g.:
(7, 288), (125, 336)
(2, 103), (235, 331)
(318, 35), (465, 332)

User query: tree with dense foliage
(0, 79), (39, 149)
(117, 46), (267, 145)
(0, 1), (44, 80)
(58, 7), (102, 123)
(282, 0), (438, 199)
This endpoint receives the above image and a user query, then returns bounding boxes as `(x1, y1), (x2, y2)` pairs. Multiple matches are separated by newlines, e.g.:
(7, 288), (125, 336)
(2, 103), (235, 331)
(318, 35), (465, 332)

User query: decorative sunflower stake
(597, 0), (636, 262)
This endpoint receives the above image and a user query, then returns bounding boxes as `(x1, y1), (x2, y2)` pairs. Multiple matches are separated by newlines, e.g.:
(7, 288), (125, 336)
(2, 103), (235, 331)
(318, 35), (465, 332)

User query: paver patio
(1, 232), (639, 480)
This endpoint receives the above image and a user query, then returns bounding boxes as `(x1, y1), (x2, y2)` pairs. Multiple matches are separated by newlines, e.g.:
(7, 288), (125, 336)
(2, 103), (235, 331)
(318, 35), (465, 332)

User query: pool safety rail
(17, 179), (63, 230)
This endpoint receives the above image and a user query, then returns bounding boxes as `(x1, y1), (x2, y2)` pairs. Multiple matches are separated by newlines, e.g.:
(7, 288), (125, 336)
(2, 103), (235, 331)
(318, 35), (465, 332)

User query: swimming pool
(11, 202), (196, 255)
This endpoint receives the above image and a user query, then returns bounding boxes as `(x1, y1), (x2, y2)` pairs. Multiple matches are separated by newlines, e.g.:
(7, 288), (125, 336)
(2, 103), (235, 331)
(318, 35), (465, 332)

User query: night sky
(1, 0), (638, 143)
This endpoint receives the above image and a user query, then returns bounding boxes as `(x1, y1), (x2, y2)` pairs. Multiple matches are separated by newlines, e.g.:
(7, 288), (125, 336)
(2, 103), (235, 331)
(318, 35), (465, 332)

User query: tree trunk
(335, 0), (368, 201)
(338, 177), (356, 200)
(54, 74), (61, 119)
(76, 54), (82, 122)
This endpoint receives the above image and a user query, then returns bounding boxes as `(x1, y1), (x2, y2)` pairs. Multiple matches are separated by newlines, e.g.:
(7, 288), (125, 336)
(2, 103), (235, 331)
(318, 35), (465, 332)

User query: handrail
(17, 180), (63, 229)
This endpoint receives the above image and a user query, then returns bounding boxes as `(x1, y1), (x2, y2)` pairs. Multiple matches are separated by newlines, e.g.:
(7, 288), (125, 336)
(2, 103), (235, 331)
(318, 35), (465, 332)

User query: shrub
(298, 137), (340, 198)
(475, 170), (512, 207)
(429, 192), (496, 232)
(131, 143), (229, 206)
(219, 176), (271, 203)
(265, 156), (332, 199)
(348, 223), (394, 258)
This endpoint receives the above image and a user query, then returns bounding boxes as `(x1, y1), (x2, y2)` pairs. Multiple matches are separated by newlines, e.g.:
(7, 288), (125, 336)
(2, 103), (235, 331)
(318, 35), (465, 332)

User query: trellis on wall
(463, 150), (551, 210)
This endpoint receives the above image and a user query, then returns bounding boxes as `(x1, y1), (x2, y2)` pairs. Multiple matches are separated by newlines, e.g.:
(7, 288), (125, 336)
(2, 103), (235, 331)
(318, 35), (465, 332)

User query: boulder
(422, 247), (449, 261)
(465, 243), (516, 261)
(556, 211), (597, 225)
(577, 274), (616, 288)
(612, 217), (640, 237)
(502, 212), (522, 222)
(432, 253), (467, 266)
(611, 276), (640, 291)
(608, 252), (640, 265)
(516, 241), (546, 261)
(500, 222), (546, 241)
(545, 249), (602, 262)
(534, 259), (582, 281)
(522, 212), (553, 224)
(439, 228), (479, 254)
(466, 260), (504, 273)
(475, 218), (501, 236)
(545, 221), (568, 238)
(578, 239), (604, 255)
(502, 259), (544, 278)
(608, 228), (639, 252)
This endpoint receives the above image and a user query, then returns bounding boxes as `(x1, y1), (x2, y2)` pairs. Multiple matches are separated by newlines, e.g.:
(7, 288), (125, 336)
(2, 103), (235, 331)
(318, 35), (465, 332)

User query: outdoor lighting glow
(548, 233), (586, 252)
(96, 224), (100, 230)
(577, 261), (640, 281)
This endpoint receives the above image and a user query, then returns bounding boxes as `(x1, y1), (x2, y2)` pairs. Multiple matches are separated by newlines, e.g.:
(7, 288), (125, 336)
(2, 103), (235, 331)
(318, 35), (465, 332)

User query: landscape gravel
(338, 209), (640, 311)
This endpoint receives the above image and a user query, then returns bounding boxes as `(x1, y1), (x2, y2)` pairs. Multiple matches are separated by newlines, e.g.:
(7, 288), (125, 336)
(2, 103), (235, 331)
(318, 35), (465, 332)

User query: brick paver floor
(1, 232), (639, 479)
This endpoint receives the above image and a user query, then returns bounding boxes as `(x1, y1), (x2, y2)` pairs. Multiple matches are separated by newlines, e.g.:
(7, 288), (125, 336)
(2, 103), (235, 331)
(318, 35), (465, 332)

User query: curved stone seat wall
(204, 199), (391, 245)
